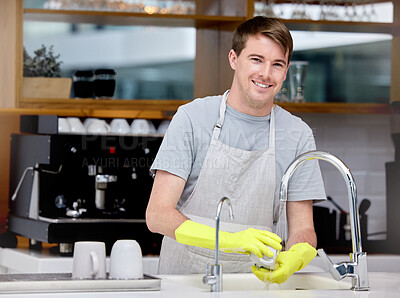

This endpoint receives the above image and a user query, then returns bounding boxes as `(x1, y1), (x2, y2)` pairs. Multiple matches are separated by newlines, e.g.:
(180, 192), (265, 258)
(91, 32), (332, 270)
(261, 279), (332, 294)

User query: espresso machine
(7, 115), (163, 255)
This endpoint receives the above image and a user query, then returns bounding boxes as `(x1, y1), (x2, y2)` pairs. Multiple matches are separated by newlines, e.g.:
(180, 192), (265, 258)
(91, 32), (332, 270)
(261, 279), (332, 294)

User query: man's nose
(259, 63), (272, 78)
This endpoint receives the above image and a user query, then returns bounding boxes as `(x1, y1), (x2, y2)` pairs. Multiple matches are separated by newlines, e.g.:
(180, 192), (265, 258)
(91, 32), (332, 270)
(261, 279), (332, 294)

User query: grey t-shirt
(151, 94), (326, 222)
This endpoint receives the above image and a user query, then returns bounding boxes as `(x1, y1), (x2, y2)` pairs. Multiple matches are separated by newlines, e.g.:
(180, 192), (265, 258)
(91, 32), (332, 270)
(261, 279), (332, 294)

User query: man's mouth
(253, 80), (272, 88)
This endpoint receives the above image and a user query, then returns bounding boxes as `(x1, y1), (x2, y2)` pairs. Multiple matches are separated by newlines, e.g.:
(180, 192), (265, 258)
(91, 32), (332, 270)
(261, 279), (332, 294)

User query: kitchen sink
(164, 272), (352, 291)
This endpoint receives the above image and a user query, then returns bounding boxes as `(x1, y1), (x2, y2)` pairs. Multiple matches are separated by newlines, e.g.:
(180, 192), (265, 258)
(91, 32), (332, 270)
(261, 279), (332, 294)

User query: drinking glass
(289, 61), (309, 103)
(275, 79), (290, 103)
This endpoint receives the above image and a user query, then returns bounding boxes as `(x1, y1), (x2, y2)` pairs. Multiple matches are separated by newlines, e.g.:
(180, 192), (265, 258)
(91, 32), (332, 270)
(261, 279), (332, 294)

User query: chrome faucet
(203, 197), (234, 292)
(280, 151), (369, 291)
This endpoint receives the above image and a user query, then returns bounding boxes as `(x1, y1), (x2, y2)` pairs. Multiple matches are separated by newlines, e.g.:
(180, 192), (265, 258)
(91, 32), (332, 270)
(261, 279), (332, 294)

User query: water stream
(264, 280), (271, 290)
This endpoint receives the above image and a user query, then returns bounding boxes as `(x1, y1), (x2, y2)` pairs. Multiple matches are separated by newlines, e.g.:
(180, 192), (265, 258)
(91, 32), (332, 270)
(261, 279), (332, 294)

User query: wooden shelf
(18, 98), (391, 116)
(282, 19), (396, 34)
(23, 8), (246, 28)
(19, 4), (397, 117)
(274, 0), (391, 5)
(23, 9), (397, 33)
(19, 98), (191, 119)
(278, 102), (391, 114)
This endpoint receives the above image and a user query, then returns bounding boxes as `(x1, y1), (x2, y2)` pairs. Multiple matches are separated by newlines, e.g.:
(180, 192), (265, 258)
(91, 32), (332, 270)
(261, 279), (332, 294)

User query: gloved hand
(251, 242), (317, 284)
(175, 220), (282, 258)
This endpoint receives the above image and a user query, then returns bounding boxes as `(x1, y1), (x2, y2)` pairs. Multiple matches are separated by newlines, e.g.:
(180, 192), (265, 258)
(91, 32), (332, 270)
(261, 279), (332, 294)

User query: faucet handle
(317, 249), (343, 281)
(203, 264), (216, 286)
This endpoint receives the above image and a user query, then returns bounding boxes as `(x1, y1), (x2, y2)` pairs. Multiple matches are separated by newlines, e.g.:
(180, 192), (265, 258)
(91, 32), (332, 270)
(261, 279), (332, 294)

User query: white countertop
(0, 248), (399, 297)
(2, 247), (399, 274)
(0, 272), (398, 297)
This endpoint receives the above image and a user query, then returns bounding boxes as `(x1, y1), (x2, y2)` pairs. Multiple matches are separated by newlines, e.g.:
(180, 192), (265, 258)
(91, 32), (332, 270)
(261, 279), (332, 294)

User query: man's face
(229, 34), (289, 112)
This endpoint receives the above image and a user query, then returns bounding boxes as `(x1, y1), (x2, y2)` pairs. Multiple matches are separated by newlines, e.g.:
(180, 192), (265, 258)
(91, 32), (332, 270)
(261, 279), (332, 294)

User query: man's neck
(226, 88), (274, 117)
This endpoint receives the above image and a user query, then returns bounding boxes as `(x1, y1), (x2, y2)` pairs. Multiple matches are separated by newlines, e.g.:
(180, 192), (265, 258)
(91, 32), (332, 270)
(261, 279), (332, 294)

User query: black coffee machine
(7, 115), (163, 255)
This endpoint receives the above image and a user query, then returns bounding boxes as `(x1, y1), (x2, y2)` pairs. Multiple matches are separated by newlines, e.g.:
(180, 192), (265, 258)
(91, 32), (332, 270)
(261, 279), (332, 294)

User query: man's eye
(252, 58), (261, 62)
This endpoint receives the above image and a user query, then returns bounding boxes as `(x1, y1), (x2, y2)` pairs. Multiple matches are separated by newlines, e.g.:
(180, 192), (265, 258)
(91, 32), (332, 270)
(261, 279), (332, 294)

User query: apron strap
(212, 90), (275, 151)
(211, 90), (229, 140)
(269, 107), (275, 150)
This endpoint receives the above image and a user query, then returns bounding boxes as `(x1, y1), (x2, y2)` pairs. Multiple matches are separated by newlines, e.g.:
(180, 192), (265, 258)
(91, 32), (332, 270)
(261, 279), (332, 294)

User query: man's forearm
(286, 227), (317, 250)
(146, 170), (188, 239)
(286, 200), (316, 250)
(146, 206), (189, 239)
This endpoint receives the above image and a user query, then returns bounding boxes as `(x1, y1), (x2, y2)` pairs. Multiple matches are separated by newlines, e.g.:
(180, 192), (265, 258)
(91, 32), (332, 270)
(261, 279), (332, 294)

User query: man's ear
(228, 49), (238, 70)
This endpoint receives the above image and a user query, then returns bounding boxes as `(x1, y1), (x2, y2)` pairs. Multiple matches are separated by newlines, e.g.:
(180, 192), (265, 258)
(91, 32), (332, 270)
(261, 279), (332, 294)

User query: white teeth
(253, 81), (271, 88)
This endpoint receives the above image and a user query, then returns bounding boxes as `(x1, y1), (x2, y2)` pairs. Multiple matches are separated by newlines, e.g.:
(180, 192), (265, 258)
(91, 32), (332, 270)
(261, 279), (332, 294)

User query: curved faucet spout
(279, 150), (368, 291)
(203, 197), (234, 292)
(215, 197), (234, 266)
(279, 150), (361, 254)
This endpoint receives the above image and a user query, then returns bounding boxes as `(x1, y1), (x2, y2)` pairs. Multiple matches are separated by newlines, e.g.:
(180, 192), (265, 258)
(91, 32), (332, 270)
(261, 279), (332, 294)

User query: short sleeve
(150, 107), (194, 181)
(287, 126), (326, 202)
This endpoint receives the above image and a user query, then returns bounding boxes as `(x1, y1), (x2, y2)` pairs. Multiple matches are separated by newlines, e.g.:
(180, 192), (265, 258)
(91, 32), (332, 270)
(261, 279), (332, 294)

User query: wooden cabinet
(0, 0), (399, 117)
(0, 0), (246, 118)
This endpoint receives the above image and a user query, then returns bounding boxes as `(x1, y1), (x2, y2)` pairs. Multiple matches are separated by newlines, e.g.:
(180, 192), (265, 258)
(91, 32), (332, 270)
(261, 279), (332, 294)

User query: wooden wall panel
(194, 28), (220, 98)
(390, 0), (400, 102)
(0, 112), (20, 232)
(218, 30), (235, 94)
(195, 0), (248, 16)
(0, 0), (22, 108)
(194, 28), (235, 99)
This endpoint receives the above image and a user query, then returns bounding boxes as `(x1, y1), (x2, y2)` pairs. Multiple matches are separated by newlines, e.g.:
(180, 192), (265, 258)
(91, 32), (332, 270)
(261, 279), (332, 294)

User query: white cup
(58, 118), (71, 133)
(148, 121), (157, 135)
(67, 117), (86, 134)
(157, 120), (170, 135)
(110, 118), (130, 135)
(83, 118), (98, 130)
(130, 119), (151, 135)
(109, 240), (143, 280)
(87, 119), (110, 134)
(250, 246), (278, 270)
(72, 241), (107, 279)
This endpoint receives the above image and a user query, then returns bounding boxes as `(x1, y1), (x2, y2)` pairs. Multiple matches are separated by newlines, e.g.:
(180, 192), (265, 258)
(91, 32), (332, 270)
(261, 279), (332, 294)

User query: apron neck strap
(212, 90), (276, 147)
(269, 106), (275, 150)
(212, 90), (229, 140)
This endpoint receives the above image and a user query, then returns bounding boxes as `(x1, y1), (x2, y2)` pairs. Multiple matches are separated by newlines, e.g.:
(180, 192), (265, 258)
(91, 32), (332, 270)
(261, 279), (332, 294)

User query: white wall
(299, 113), (394, 240)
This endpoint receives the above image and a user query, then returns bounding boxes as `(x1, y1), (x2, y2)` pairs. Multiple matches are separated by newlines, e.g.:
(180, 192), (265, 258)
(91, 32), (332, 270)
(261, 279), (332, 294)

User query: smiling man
(146, 17), (326, 284)
(228, 34), (289, 116)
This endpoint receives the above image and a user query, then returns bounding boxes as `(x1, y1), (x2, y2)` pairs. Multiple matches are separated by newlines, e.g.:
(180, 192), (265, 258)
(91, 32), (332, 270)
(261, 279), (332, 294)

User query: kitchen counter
(0, 272), (398, 297)
(2, 247), (399, 274)
(0, 248), (399, 297)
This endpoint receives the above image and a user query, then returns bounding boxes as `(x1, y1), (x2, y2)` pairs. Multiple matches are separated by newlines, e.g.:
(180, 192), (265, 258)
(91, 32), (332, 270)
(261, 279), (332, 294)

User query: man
(146, 16), (326, 284)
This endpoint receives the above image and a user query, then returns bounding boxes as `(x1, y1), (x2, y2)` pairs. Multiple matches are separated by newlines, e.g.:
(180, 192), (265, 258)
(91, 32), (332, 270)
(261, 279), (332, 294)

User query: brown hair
(232, 16), (293, 63)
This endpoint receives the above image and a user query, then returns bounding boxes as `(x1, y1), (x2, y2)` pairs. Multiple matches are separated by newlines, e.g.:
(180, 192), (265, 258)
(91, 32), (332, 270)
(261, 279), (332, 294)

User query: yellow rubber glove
(175, 220), (282, 258)
(251, 242), (317, 284)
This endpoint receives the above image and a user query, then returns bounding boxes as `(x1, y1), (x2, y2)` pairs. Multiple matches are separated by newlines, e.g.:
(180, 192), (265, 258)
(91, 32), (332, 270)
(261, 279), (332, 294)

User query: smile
(253, 81), (272, 88)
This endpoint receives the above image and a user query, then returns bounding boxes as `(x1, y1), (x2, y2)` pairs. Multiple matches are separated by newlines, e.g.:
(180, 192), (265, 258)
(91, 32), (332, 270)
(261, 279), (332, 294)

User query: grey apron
(158, 90), (276, 274)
